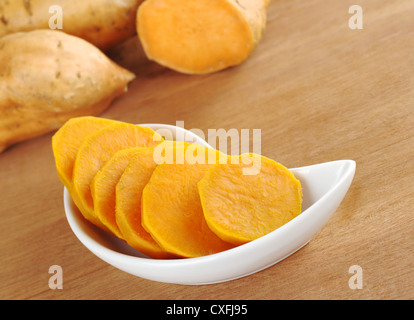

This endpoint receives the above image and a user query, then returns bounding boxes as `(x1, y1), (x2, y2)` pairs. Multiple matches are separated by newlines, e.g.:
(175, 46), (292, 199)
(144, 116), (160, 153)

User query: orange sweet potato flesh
(137, 0), (269, 74)
(198, 153), (303, 245)
(115, 143), (178, 258)
(71, 122), (163, 232)
(52, 116), (118, 190)
(141, 144), (234, 258)
(91, 148), (144, 239)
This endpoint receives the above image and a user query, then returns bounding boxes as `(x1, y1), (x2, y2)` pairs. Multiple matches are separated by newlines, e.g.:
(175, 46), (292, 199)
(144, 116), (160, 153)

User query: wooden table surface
(1, 0), (413, 300)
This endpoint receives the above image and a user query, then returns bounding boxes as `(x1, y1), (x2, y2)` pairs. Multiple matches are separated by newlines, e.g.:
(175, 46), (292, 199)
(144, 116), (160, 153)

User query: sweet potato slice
(137, 0), (269, 74)
(71, 122), (163, 231)
(91, 148), (144, 239)
(198, 153), (303, 245)
(141, 144), (234, 258)
(115, 143), (178, 258)
(52, 116), (117, 190)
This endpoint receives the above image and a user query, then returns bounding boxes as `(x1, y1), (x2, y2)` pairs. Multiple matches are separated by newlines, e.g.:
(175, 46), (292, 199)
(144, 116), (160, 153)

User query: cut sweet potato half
(71, 122), (163, 231)
(137, 0), (269, 74)
(198, 153), (303, 245)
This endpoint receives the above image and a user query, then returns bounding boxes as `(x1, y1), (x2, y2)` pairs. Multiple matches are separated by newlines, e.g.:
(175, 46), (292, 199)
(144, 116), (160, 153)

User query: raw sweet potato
(0, 0), (144, 51)
(137, 0), (270, 74)
(0, 30), (135, 153)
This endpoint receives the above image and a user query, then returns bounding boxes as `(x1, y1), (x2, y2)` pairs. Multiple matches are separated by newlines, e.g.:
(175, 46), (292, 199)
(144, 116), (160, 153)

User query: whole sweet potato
(0, 0), (143, 51)
(0, 29), (135, 153)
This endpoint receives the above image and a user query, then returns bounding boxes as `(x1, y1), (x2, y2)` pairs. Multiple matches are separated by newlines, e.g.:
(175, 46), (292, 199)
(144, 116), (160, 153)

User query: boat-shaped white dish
(64, 124), (356, 285)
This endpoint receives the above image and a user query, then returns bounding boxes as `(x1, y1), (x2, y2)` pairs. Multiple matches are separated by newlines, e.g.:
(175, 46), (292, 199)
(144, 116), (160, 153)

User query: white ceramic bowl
(64, 124), (356, 285)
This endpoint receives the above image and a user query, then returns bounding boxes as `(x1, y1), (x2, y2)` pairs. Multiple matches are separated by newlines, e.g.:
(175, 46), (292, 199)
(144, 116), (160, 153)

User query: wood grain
(1, 0), (413, 299)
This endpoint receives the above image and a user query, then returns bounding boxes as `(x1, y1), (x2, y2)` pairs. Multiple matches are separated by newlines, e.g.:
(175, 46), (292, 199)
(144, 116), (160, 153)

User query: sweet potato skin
(0, 0), (144, 51)
(0, 30), (135, 153)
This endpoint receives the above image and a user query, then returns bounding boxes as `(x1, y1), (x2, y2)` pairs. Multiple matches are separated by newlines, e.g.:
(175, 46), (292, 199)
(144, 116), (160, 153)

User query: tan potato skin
(0, 30), (135, 153)
(227, 0), (270, 48)
(0, 0), (144, 51)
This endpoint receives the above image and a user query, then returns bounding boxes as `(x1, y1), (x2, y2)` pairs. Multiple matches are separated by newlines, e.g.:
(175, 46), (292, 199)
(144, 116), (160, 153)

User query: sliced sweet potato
(71, 122), (163, 231)
(52, 116), (117, 190)
(198, 153), (303, 245)
(141, 144), (234, 258)
(91, 147), (144, 239)
(115, 143), (178, 258)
